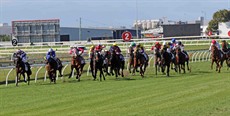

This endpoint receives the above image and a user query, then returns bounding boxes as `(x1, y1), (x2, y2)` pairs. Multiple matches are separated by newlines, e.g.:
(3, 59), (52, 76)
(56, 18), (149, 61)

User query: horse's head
(211, 44), (218, 52)
(175, 46), (181, 54)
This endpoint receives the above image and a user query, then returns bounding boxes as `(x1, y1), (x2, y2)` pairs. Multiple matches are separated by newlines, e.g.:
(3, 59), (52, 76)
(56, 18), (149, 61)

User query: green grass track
(0, 61), (230, 116)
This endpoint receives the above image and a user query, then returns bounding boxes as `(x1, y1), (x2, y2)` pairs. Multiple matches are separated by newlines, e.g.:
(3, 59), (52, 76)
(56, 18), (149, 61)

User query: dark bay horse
(210, 45), (224, 73)
(69, 56), (85, 81)
(103, 51), (112, 76)
(175, 47), (190, 73)
(14, 55), (32, 86)
(154, 48), (162, 75)
(110, 51), (125, 78)
(93, 51), (105, 81)
(160, 49), (172, 77)
(221, 41), (230, 68)
(133, 51), (148, 77)
(45, 57), (63, 83)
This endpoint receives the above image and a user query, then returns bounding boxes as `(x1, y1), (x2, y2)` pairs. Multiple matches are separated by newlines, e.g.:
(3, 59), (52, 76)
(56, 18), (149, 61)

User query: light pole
(79, 17), (82, 41)
(135, 0), (139, 39)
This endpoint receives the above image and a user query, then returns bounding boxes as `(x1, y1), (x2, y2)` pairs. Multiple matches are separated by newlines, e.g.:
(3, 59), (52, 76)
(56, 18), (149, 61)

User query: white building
(218, 22), (230, 38)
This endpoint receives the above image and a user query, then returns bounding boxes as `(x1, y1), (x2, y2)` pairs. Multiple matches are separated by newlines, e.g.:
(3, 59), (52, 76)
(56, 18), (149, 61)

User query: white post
(35, 66), (43, 83)
(6, 68), (14, 86)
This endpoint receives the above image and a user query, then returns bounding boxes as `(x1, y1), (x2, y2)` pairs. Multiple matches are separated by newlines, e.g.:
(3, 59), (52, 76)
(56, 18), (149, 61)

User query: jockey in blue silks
(46, 48), (56, 60)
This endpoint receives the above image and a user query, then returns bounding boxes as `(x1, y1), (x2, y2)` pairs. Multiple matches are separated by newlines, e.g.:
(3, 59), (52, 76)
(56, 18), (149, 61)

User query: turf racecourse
(0, 61), (229, 116)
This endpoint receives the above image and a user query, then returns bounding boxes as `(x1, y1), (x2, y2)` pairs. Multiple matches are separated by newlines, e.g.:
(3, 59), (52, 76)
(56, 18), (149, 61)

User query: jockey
(110, 43), (124, 61)
(15, 49), (28, 71)
(69, 46), (85, 65)
(128, 42), (136, 54)
(171, 38), (177, 48)
(151, 42), (161, 58)
(95, 44), (105, 53)
(152, 42), (161, 51)
(167, 42), (175, 60)
(176, 41), (189, 58)
(221, 40), (230, 53)
(209, 39), (222, 58)
(128, 42), (136, 62)
(209, 39), (221, 50)
(89, 45), (95, 60)
(46, 48), (56, 60)
(135, 43), (148, 61)
(46, 48), (61, 67)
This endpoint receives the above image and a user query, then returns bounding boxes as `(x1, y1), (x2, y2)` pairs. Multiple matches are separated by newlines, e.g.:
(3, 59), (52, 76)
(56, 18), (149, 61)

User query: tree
(207, 9), (230, 32)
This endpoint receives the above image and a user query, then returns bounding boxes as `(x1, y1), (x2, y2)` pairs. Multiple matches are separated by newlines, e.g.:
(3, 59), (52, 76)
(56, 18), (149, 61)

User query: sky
(0, 0), (229, 28)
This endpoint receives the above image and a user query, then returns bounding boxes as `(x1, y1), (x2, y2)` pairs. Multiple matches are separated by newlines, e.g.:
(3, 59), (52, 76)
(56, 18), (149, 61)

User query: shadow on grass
(114, 77), (136, 81)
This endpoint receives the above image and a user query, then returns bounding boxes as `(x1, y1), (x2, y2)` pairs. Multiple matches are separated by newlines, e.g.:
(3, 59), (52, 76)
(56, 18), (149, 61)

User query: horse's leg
(77, 68), (80, 82)
(186, 60), (190, 71)
(167, 63), (170, 77)
(94, 68), (98, 80)
(121, 62), (124, 77)
(54, 71), (57, 84)
(69, 65), (73, 78)
(211, 60), (214, 70)
(16, 72), (19, 86)
(182, 63), (186, 73)
(21, 73), (26, 83)
(59, 67), (63, 77)
(215, 61), (219, 71)
(155, 63), (158, 75)
(178, 64), (181, 73)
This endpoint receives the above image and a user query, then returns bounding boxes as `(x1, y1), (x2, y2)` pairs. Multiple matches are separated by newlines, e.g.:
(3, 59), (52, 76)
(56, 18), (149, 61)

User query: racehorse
(160, 49), (172, 77)
(128, 47), (135, 74)
(133, 51), (148, 77)
(154, 48), (162, 75)
(110, 50), (125, 78)
(175, 47), (190, 73)
(93, 51), (105, 81)
(210, 44), (223, 73)
(68, 56), (85, 81)
(14, 54), (32, 86)
(103, 51), (111, 76)
(221, 41), (230, 69)
(45, 57), (62, 83)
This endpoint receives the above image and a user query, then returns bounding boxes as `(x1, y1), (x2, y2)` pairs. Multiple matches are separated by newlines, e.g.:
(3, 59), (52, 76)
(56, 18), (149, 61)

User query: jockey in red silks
(209, 39), (221, 50)
(94, 44), (105, 53)
(209, 39), (222, 58)
(69, 45), (85, 65)
(151, 42), (162, 59)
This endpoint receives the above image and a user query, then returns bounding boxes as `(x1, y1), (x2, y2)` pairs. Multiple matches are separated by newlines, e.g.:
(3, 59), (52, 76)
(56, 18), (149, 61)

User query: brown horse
(133, 51), (148, 77)
(45, 57), (63, 83)
(210, 45), (224, 73)
(68, 56), (85, 81)
(110, 50), (125, 78)
(128, 47), (135, 74)
(175, 47), (190, 73)
(14, 55), (32, 86)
